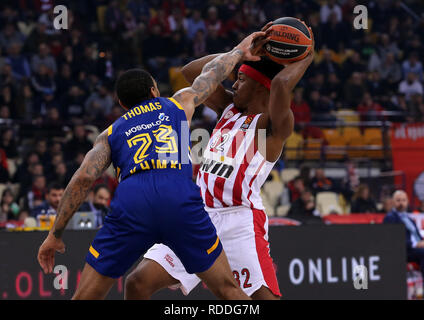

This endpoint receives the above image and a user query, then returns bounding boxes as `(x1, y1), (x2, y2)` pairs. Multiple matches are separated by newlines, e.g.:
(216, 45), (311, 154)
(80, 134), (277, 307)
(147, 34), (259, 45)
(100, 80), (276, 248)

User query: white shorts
(144, 207), (281, 297)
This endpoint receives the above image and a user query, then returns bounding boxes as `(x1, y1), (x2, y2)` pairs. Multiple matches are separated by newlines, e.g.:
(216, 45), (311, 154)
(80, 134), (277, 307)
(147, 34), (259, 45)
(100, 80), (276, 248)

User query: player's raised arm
(172, 32), (270, 123)
(263, 49), (314, 162)
(181, 53), (231, 114)
(37, 130), (111, 274)
(180, 22), (273, 115)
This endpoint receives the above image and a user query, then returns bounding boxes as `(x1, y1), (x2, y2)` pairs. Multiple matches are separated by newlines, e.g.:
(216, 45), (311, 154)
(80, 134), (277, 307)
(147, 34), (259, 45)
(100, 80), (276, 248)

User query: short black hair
(47, 182), (64, 193)
(116, 69), (154, 108)
(93, 184), (110, 195)
(243, 57), (284, 80)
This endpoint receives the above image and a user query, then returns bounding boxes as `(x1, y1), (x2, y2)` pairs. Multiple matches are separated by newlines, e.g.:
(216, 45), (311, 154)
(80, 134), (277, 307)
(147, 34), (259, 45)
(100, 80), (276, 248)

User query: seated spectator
(97, 50), (116, 81)
(287, 176), (305, 203)
(31, 182), (64, 217)
(166, 31), (189, 67)
(93, 172), (118, 196)
(79, 184), (111, 228)
(168, 8), (188, 33)
(384, 190), (424, 279)
(205, 6), (223, 36)
(148, 9), (171, 36)
(105, 0), (123, 36)
(378, 52), (402, 91)
(31, 64), (56, 98)
(323, 72), (342, 103)
(340, 161), (359, 203)
(64, 124), (92, 162)
(106, 105), (124, 123)
(127, 0), (151, 24)
(14, 151), (39, 189)
(0, 23), (24, 51)
(298, 165), (312, 189)
(376, 33), (402, 62)
(52, 162), (72, 186)
(408, 93), (424, 121)
(290, 88), (311, 124)
(357, 92), (385, 122)
(192, 29), (207, 58)
(287, 188), (322, 225)
(43, 107), (65, 137)
(30, 42), (57, 75)
(60, 85), (86, 119)
(5, 42), (30, 81)
(0, 188), (19, 220)
(162, 0), (186, 17)
(206, 26), (228, 54)
(350, 184), (377, 213)
(366, 71), (386, 100)
(343, 72), (366, 108)
(142, 24), (169, 82)
(342, 52), (366, 80)
(27, 174), (47, 210)
(23, 21), (50, 54)
(386, 92), (408, 122)
(320, 0), (342, 24)
(17, 209), (29, 223)
(310, 168), (336, 194)
(399, 73), (423, 101)
(379, 197), (394, 214)
(317, 49), (341, 76)
(0, 128), (18, 158)
(402, 52), (423, 81)
(187, 9), (206, 40)
(84, 83), (114, 122)
(308, 91), (337, 122)
(56, 63), (74, 96)
(224, 11), (248, 38)
(35, 139), (49, 167)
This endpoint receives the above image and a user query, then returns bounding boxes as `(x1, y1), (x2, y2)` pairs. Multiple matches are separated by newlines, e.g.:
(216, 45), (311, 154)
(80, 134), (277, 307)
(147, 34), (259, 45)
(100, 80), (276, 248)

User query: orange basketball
(264, 17), (313, 65)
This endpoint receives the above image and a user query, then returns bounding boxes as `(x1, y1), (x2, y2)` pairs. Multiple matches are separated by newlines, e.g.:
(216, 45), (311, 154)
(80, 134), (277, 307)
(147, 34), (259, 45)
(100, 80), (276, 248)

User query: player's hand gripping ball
(264, 17), (314, 65)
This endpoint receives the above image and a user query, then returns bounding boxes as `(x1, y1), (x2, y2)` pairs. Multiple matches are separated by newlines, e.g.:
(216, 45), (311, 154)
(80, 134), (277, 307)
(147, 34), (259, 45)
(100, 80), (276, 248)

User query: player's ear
(150, 86), (160, 98)
(118, 99), (129, 111)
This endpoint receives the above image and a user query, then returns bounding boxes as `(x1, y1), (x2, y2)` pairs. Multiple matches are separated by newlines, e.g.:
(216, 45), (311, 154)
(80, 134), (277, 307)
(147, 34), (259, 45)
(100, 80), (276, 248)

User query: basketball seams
(267, 39), (310, 47)
(271, 24), (312, 43)
(273, 17), (310, 38)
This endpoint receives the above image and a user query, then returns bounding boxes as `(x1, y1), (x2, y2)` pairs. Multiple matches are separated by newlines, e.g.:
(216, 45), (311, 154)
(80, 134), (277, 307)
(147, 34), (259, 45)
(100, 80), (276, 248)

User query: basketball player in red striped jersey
(125, 23), (314, 300)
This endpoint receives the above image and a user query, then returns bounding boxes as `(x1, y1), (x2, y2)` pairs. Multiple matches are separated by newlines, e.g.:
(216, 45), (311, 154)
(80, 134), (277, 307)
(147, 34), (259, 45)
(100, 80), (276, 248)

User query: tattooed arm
(52, 130), (111, 238)
(172, 31), (269, 124)
(179, 22), (273, 115)
(37, 130), (111, 273)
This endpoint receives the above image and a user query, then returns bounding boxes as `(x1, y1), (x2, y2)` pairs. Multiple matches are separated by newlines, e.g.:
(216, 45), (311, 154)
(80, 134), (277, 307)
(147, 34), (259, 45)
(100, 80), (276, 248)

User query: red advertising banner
(391, 123), (424, 206)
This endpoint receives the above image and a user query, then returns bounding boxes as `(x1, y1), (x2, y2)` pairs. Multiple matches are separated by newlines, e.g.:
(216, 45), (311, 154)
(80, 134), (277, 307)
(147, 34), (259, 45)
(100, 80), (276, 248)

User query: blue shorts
(86, 170), (222, 278)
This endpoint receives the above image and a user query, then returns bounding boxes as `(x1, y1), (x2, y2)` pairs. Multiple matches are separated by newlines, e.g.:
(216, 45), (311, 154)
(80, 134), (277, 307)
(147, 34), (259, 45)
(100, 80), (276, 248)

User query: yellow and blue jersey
(107, 97), (192, 181)
(85, 97), (222, 278)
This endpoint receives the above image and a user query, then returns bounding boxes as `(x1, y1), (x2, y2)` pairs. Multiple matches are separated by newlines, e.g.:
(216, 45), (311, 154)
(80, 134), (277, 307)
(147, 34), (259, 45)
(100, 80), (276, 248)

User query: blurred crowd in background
(0, 0), (423, 226)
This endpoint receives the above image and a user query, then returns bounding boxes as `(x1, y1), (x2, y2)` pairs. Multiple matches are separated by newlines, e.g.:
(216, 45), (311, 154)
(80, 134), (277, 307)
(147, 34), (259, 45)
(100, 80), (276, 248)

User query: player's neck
(241, 95), (268, 116)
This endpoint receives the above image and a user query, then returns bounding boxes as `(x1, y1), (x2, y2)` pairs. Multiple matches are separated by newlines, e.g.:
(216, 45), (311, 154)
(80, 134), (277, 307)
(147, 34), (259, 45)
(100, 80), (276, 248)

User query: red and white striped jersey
(197, 104), (278, 211)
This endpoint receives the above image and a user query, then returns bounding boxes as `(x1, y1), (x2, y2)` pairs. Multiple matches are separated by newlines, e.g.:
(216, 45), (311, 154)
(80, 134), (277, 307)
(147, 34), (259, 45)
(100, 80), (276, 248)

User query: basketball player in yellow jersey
(37, 31), (270, 300)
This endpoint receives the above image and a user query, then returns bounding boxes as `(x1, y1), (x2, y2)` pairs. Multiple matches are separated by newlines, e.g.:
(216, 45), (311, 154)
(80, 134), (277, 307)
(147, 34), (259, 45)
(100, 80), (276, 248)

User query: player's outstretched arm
(261, 50), (314, 162)
(181, 53), (232, 114)
(37, 130), (111, 274)
(172, 31), (270, 123)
